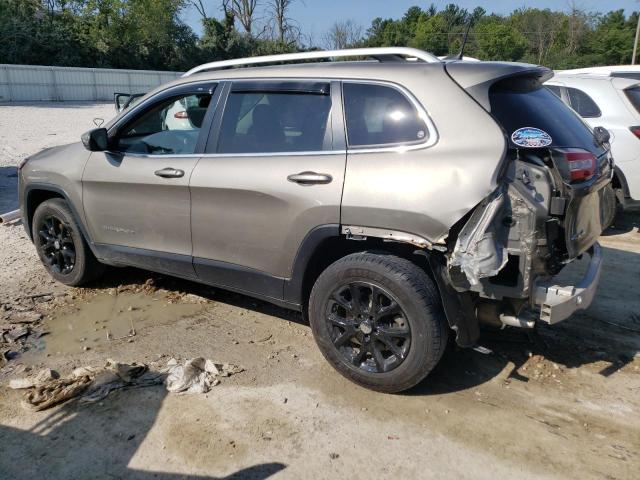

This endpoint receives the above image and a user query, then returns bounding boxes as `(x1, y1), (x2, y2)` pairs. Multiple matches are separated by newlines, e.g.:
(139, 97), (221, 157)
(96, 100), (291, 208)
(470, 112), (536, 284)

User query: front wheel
(32, 198), (104, 286)
(308, 252), (448, 393)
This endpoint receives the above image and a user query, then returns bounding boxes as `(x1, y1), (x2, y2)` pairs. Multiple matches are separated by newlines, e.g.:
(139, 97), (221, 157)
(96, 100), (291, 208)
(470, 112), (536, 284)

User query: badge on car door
(511, 127), (552, 148)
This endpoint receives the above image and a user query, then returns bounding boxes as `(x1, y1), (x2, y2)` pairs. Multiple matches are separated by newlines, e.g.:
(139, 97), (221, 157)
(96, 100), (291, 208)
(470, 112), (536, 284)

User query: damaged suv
(19, 48), (612, 392)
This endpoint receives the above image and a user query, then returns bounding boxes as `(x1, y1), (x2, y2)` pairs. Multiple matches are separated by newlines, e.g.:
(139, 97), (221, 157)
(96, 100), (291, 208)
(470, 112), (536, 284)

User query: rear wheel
(602, 185), (617, 229)
(308, 252), (448, 393)
(32, 198), (104, 286)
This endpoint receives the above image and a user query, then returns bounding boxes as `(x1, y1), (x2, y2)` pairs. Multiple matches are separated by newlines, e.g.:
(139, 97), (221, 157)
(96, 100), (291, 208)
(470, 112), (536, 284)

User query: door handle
(154, 167), (185, 178)
(287, 171), (332, 186)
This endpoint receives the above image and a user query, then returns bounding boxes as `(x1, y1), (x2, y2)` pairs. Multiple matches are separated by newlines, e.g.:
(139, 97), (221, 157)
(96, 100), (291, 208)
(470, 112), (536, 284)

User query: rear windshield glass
(489, 77), (604, 155)
(625, 87), (640, 114)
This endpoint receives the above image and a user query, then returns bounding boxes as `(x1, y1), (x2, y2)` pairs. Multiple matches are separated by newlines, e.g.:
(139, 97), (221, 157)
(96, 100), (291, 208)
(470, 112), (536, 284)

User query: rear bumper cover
(533, 242), (603, 324)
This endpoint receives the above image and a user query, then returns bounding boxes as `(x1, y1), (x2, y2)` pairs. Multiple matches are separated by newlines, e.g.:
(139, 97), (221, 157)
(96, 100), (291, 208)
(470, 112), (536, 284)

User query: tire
(32, 198), (104, 286)
(601, 185), (617, 230)
(308, 252), (448, 393)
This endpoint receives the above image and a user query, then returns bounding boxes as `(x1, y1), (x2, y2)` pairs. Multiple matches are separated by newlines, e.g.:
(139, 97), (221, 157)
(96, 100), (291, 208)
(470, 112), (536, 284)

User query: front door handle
(154, 167), (185, 179)
(287, 171), (332, 186)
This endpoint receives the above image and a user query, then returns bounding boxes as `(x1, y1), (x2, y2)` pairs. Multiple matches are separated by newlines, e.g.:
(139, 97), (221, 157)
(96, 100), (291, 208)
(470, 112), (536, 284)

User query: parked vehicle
(19, 48), (613, 392)
(546, 66), (640, 214)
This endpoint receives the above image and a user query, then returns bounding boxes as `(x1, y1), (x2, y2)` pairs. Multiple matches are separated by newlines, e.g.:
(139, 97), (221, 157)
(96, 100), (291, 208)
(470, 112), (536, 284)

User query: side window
(546, 85), (562, 99)
(567, 87), (601, 118)
(217, 86), (332, 153)
(343, 83), (428, 148)
(117, 92), (212, 155)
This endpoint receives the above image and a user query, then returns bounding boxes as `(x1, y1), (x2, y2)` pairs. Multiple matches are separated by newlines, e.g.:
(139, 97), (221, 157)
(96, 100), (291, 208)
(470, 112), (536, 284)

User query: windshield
(489, 76), (604, 156)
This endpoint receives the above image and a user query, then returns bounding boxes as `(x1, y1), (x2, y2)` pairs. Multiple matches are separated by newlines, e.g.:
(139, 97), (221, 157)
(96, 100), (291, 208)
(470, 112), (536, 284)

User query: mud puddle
(27, 291), (204, 356)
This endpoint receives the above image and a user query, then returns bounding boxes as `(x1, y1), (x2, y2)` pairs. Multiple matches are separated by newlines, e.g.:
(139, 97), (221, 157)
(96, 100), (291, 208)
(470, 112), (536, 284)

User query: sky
(182, 0), (638, 40)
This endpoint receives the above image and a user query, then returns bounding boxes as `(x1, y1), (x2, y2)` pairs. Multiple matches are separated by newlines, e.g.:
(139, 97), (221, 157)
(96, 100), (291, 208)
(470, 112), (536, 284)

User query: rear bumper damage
(533, 242), (603, 324)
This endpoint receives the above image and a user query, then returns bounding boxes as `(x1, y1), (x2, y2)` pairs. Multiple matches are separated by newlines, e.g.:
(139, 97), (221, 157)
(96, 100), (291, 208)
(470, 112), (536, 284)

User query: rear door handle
(287, 171), (332, 186)
(154, 167), (184, 178)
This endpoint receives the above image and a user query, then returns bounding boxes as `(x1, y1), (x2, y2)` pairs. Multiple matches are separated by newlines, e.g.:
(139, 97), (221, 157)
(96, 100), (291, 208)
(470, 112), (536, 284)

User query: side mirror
(114, 93), (131, 112)
(594, 126), (610, 146)
(81, 128), (109, 151)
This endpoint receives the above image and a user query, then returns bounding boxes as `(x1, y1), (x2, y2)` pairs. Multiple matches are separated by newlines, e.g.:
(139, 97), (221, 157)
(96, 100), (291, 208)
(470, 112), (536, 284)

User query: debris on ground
(6, 357), (245, 409)
(9, 360), (162, 411)
(164, 357), (244, 394)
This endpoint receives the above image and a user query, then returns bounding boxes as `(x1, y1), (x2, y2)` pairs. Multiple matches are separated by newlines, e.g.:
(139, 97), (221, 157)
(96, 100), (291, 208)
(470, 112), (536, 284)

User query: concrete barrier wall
(0, 64), (182, 102)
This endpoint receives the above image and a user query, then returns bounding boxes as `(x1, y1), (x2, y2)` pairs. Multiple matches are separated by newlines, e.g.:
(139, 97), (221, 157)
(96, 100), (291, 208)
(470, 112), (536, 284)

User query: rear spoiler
(445, 61), (553, 111)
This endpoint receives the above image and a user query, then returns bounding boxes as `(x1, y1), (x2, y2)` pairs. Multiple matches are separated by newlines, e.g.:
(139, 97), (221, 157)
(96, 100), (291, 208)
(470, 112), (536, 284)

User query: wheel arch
(285, 225), (479, 347)
(23, 184), (95, 252)
(612, 165), (631, 201)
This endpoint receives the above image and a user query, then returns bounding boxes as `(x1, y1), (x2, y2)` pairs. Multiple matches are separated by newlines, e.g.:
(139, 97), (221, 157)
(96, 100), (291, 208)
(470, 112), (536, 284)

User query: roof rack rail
(182, 47), (441, 77)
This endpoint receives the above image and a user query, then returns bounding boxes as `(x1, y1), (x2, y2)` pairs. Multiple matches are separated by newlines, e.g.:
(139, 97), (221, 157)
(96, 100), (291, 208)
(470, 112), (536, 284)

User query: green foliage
(0, 1), (638, 71)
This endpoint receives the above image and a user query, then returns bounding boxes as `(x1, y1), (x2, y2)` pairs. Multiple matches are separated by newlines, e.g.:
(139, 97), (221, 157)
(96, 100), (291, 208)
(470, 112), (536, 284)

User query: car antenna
(456, 19), (473, 60)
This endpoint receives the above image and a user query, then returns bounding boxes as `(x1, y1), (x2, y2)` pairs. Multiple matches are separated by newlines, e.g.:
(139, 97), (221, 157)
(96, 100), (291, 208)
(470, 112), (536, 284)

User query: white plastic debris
(164, 357), (244, 394)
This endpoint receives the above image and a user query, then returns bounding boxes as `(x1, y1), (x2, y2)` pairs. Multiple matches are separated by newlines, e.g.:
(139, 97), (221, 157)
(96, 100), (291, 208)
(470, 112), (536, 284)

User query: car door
(189, 80), (346, 300)
(83, 82), (218, 277)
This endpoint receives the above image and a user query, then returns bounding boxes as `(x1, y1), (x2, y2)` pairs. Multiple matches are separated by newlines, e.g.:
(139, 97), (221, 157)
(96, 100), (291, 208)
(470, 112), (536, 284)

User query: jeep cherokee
(18, 48), (613, 392)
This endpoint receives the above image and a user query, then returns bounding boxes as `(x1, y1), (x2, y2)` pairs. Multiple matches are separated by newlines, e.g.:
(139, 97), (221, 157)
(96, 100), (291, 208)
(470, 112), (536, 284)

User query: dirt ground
(1, 103), (639, 479)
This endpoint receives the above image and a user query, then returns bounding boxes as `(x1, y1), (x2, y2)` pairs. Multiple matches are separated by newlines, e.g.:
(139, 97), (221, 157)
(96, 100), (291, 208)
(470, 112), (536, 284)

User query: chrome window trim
(341, 79), (439, 153)
(118, 150), (347, 159)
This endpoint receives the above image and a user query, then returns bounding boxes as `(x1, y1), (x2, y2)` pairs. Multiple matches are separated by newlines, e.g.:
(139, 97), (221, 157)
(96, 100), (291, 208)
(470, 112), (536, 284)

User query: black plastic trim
(426, 252), (479, 348)
(94, 243), (197, 279)
(283, 224), (340, 305)
(194, 257), (284, 300)
(231, 80), (330, 95)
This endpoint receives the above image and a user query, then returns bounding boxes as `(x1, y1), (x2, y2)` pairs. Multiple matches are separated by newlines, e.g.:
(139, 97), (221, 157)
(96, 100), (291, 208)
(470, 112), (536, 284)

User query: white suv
(546, 67), (640, 210)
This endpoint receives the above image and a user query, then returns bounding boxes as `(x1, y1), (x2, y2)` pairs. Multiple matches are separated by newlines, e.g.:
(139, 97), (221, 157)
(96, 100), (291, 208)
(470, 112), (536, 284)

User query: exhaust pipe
(0, 209), (20, 225)
(477, 300), (536, 329)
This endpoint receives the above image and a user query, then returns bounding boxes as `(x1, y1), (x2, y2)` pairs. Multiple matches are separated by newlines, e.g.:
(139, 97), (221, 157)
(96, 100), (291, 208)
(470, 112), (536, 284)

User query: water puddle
(27, 291), (204, 356)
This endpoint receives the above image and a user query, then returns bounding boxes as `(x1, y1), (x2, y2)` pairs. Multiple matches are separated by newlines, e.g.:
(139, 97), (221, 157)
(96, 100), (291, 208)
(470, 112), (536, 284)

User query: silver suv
(19, 48), (612, 392)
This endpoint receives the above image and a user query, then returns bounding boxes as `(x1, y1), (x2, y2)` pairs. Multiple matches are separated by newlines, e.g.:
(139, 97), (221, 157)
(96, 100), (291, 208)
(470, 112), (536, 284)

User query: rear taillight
(630, 126), (640, 139)
(557, 148), (597, 182)
(174, 111), (188, 119)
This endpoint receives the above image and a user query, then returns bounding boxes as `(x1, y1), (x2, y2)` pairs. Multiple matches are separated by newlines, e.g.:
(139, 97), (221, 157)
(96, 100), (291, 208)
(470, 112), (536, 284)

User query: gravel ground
(1, 103), (639, 480)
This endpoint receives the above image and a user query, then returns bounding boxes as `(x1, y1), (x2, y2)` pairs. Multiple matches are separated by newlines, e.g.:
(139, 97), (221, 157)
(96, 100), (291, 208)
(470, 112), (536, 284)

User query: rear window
(567, 87), (601, 118)
(612, 72), (640, 80)
(546, 85), (562, 98)
(625, 87), (640, 114)
(489, 77), (604, 155)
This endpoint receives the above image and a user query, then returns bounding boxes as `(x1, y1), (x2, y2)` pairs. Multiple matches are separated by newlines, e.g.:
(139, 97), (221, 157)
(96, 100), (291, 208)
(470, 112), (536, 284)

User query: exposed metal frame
(182, 47), (441, 77)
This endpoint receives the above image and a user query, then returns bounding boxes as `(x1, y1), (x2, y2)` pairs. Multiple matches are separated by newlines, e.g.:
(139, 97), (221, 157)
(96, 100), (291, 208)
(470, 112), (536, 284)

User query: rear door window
(489, 77), (605, 156)
(343, 83), (428, 148)
(566, 87), (601, 118)
(217, 83), (332, 153)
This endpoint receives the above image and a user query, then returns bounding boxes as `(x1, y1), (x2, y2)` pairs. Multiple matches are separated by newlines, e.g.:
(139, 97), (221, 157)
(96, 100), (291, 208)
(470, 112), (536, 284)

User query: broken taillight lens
(557, 148), (597, 182)
(630, 126), (640, 139)
(174, 111), (188, 119)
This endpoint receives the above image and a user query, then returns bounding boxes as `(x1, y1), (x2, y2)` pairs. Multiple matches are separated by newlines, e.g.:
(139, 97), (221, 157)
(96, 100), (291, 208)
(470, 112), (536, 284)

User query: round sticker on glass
(511, 127), (552, 148)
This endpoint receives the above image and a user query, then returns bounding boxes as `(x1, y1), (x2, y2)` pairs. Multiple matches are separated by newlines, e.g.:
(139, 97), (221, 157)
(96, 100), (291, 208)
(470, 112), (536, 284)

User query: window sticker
(511, 127), (552, 148)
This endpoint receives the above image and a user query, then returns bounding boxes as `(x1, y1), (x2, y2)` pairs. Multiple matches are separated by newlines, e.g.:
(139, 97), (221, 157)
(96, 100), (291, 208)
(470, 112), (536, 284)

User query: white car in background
(546, 66), (640, 211)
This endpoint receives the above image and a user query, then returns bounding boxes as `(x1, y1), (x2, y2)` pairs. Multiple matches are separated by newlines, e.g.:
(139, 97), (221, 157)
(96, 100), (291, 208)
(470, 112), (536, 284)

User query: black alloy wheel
(37, 215), (76, 275)
(326, 281), (411, 374)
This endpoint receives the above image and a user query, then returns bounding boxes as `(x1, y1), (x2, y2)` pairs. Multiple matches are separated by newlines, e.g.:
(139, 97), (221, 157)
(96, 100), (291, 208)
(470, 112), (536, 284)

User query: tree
(322, 20), (362, 50)
(230, 0), (259, 36)
(474, 16), (526, 61)
(268, 0), (298, 44)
